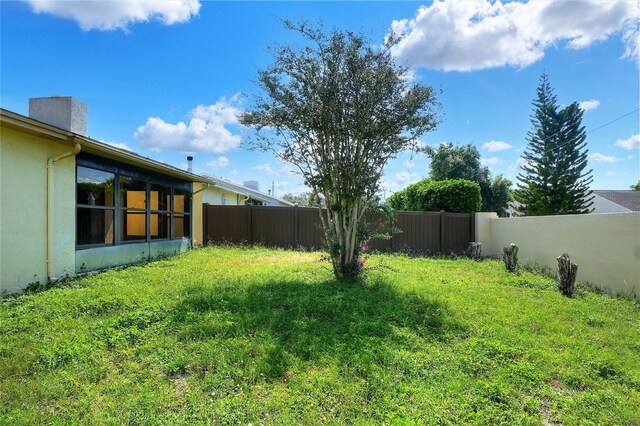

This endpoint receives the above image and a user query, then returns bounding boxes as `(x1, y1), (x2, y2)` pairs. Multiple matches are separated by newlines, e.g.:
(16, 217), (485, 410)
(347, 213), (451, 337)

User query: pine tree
(514, 74), (593, 215)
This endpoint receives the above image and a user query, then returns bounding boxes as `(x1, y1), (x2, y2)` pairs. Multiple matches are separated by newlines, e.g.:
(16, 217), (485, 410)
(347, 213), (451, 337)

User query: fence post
(247, 204), (253, 244)
(470, 211), (476, 243)
(440, 210), (446, 254)
(203, 203), (208, 246)
(389, 213), (394, 252)
(294, 205), (299, 247)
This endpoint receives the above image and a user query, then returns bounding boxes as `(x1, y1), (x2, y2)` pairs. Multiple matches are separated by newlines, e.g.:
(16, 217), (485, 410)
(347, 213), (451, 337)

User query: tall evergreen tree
(514, 74), (593, 215)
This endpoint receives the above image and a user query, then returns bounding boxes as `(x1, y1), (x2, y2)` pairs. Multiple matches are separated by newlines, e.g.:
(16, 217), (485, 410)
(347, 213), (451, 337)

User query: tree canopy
(387, 178), (481, 213)
(240, 21), (441, 280)
(514, 73), (593, 215)
(423, 143), (512, 216)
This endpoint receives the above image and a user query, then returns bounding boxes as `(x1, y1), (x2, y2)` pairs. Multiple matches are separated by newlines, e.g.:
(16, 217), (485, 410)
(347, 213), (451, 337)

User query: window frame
(76, 166), (116, 248)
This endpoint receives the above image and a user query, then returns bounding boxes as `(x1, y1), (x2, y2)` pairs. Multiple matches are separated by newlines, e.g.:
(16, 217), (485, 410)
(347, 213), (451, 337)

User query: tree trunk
(503, 243), (518, 272)
(468, 242), (482, 260)
(557, 253), (578, 297)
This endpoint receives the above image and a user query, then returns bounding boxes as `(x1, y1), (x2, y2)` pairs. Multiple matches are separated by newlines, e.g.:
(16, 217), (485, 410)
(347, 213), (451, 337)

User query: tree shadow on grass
(170, 277), (466, 381)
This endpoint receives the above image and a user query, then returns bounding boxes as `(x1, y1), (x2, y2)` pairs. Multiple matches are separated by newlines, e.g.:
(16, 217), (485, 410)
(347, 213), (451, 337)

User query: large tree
(423, 143), (512, 216)
(514, 74), (593, 215)
(241, 21), (440, 280)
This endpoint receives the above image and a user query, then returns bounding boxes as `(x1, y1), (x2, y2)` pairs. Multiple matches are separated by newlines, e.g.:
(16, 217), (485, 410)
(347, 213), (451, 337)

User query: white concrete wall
(474, 212), (498, 256)
(481, 212), (640, 297)
(0, 127), (76, 294)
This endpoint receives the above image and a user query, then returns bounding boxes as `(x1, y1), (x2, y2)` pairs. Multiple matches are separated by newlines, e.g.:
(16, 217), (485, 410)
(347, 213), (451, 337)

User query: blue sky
(2, 0), (638, 197)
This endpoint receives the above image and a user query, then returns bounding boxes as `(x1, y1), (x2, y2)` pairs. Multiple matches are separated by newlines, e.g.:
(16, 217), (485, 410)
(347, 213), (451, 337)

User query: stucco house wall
(0, 127), (76, 294)
(201, 186), (244, 206)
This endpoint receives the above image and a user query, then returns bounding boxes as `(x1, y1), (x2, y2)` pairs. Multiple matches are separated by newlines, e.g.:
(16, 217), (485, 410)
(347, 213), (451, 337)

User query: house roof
(592, 190), (640, 212)
(1, 108), (203, 182)
(200, 174), (294, 206)
(1, 108), (293, 206)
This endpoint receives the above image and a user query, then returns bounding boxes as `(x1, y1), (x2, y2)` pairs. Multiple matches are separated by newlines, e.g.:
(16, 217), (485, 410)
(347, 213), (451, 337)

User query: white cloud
(403, 160), (415, 169)
(509, 157), (530, 171)
(481, 156), (501, 165)
(605, 171), (617, 176)
(134, 95), (242, 153)
(102, 140), (132, 151)
(228, 169), (239, 177)
(615, 134), (640, 150)
(252, 163), (280, 177)
(395, 171), (419, 184)
(389, 0), (639, 71)
(482, 140), (512, 152)
(26, 0), (200, 31)
(207, 156), (229, 170)
(589, 153), (619, 163)
(578, 99), (600, 111)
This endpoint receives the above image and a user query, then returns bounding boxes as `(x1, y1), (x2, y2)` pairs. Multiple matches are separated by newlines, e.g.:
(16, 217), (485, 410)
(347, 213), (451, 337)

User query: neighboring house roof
(1, 108), (293, 206)
(200, 174), (294, 206)
(592, 190), (640, 212)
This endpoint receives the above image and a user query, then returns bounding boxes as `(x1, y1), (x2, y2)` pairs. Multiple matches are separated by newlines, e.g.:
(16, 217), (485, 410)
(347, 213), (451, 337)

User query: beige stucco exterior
(475, 212), (640, 297)
(1, 127), (77, 294)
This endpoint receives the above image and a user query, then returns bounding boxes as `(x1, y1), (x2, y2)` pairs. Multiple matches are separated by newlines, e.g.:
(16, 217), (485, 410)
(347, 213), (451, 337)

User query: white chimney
(243, 180), (260, 191)
(187, 156), (193, 173)
(29, 96), (88, 136)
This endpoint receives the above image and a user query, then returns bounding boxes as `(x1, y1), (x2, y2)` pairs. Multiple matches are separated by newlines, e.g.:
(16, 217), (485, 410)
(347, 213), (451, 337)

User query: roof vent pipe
(187, 156), (193, 173)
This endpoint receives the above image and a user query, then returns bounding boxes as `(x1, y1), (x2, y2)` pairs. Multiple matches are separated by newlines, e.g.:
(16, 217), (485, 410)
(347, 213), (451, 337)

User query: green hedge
(387, 178), (481, 213)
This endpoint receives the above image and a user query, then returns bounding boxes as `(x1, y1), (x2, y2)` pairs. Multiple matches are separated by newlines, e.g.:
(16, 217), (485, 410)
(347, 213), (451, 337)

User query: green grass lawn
(1, 246), (638, 425)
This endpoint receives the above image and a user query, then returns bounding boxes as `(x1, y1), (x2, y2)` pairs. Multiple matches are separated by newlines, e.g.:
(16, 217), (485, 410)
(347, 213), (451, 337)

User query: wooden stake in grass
(557, 253), (578, 297)
(468, 242), (482, 260)
(503, 243), (518, 272)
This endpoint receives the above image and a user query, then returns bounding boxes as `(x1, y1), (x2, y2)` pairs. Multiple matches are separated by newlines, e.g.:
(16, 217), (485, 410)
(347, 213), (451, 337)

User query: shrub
(387, 190), (406, 211)
(388, 178), (481, 212)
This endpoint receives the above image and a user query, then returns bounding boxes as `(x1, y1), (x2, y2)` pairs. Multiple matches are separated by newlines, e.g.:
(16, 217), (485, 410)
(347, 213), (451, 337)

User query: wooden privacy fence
(203, 204), (475, 254)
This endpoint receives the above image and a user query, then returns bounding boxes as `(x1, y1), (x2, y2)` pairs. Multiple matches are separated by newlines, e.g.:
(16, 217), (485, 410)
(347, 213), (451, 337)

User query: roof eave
(1, 108), (206, 183)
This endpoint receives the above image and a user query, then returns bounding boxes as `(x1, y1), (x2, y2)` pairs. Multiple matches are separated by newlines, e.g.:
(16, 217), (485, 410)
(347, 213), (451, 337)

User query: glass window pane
(77, 208), (114, 245)
(121, 210), (147, 241)
(120, 177), (147, 209)
(173, 189), (191, 213)
(150, 184), (170, 211)
(174, 214), (190, 238)
(77, 166), (114, 206)
(150, 213), (170, 240)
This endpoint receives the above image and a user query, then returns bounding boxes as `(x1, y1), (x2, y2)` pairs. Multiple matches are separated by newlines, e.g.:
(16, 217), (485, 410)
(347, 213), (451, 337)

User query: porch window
(173, 189), (191, 238)
(76, 157), (192, 248)
(150, 184), (170, 240)
(76, 166), (115, 246)
(120, 177), (147, 242)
